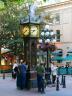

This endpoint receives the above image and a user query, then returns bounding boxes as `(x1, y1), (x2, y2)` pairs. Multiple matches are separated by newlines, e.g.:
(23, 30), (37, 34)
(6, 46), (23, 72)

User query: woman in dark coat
(25, 65), (31, 90)
(16, 60), (27, 90)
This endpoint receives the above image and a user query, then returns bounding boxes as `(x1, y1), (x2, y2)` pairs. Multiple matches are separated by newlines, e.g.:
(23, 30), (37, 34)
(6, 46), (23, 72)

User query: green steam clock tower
(20, 19), (40, 68)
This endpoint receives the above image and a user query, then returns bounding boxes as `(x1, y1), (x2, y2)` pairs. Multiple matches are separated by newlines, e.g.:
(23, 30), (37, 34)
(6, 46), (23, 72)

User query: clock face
(22, 26), (29, 36)
(31, 26), (38, 37)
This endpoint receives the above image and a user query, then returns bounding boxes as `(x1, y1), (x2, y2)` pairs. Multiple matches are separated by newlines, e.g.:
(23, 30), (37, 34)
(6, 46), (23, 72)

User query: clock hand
(24, 30), (28, 33)
(32, 30), (35, 32)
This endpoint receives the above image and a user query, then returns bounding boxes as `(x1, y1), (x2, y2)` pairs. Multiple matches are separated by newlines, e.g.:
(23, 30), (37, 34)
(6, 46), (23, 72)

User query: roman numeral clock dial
(31, 26), (38, 37)
(22, 26), (29, 36)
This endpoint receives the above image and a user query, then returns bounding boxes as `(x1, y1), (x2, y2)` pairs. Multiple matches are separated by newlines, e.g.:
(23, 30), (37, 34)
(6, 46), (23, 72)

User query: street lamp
(38, 25), (56, 84)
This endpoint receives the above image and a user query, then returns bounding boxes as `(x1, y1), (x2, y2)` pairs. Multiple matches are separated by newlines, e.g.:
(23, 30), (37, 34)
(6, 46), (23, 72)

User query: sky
(35, 0), (69, 6)
(48, 0), (68, 3)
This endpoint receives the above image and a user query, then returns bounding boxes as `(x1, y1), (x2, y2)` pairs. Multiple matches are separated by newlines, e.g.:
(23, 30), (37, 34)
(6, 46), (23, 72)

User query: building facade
(40, 0), (72, 56)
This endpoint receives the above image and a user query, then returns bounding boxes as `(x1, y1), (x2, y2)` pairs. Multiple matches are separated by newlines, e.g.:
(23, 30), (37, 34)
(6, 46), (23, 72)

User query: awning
(63, 56), (72, 61)
(67, 49), (72, 56)
(52, 56), (72, 61)
(1, 48), (11, 54)
(67, 49), (72, 53)
(52, 50), (62, 55)
(51, 56), (64, 61)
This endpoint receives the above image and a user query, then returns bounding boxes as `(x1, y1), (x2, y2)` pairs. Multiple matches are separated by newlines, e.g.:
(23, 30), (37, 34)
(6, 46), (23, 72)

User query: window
(57, 49), (63, 63)
(56, 30), (60, 42)
(55, 13), (60, 24)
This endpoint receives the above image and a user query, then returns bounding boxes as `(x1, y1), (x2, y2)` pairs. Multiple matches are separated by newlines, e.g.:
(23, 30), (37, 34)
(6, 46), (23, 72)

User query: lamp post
(39, 25), (56, 84)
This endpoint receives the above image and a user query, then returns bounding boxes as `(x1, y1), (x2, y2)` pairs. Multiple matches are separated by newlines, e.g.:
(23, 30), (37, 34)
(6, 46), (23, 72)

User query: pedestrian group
(12, 60), (58, 94)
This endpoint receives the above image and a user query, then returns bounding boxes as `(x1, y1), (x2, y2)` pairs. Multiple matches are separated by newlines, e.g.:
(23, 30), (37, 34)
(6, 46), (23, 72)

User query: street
(0, 75), (72, 96)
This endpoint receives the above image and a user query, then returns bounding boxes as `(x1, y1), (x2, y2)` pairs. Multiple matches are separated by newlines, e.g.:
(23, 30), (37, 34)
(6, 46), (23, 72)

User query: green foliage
(43, 0), (46, 2)
(0, 0), (7, 6)
(0, 1), (5, 10)
(1, 0), (34, 6)
(0, 0), (51, 56)
(0, 1), (25, 55)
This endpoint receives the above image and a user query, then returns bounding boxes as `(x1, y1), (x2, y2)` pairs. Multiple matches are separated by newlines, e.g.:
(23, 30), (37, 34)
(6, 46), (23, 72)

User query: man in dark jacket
(36, 62), (45, 93)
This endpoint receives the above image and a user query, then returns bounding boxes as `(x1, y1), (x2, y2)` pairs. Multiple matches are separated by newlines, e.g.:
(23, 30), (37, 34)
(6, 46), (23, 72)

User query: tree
(0, 0), (52, 58)
(0, 1), (23, 56)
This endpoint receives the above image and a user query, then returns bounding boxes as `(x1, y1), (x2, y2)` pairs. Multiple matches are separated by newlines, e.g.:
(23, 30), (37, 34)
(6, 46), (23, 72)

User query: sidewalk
(0, 75), (72, 96)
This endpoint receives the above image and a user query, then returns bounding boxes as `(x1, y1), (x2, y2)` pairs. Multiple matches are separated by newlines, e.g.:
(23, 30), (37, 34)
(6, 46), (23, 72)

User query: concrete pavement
(0, 75), (72, 96)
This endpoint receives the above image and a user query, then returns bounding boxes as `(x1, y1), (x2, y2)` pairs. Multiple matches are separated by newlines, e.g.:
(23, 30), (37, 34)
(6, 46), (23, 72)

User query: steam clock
(20, 21), (40, 68)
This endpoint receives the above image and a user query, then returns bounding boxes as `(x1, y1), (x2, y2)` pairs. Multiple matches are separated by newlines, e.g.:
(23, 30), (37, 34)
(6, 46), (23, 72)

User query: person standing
(51, 62), (58, 86)
(36, 62), (45, 93)
(65, 64), (69, 74)
(12, 60), (18, 79)
(25, 64), (31, 90)
(16, 60), (27, 90)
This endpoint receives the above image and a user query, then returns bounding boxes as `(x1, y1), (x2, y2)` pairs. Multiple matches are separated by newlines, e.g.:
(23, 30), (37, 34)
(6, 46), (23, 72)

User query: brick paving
(0, 75), (72, 96)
